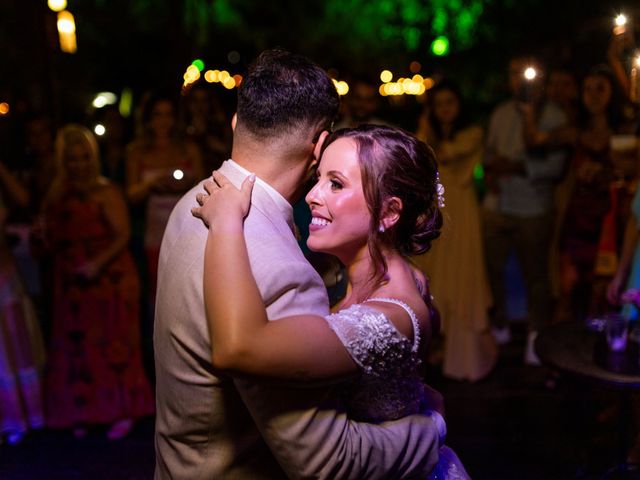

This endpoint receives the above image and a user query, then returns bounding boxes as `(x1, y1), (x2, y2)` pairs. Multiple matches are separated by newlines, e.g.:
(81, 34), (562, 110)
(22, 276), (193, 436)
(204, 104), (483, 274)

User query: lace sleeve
(324, 304), (415, 377)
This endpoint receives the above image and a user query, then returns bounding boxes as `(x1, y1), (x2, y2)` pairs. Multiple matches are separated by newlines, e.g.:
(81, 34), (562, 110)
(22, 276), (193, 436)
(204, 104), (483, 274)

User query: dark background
(2, 0), (637, 129)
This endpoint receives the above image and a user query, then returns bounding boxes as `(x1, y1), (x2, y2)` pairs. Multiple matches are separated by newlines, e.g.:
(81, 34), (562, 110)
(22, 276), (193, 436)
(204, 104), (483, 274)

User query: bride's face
(305, 137), (371, 259)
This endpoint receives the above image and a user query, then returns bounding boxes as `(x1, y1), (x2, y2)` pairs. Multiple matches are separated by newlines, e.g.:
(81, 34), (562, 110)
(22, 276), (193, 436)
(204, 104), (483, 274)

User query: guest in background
(415, 79), (496, 381)
(182, 82), (232, 173)
(523, 65), (631, 322)
(96, 105), (131, 188)
(334, 75), (389, 129)
(126, 91), (204, 322)
(483, 55), (567, 365)
(0, 186), (45, 445)
(42, 125), (154, 440)
(546, 65), (579, 126)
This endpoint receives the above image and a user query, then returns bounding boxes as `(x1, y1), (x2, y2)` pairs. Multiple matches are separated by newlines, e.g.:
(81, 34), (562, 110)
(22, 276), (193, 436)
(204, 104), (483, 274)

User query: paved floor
(1, 323), (639, 479)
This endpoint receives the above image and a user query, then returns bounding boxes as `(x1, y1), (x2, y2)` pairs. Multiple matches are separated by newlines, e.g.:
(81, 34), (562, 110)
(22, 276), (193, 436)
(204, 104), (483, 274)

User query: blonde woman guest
(43, 125), (154, 439)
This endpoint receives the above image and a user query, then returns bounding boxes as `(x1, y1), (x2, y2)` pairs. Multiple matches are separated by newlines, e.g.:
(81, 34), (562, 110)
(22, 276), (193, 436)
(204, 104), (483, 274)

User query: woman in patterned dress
(42, 125), (154, 439)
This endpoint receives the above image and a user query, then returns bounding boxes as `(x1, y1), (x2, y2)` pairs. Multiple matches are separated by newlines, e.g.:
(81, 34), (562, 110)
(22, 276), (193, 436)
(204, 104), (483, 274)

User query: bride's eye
(330, 179), (343, 190)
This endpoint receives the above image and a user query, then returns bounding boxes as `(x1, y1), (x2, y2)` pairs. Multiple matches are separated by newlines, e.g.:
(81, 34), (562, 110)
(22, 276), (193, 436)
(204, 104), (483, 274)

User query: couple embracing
(154, 49), (469, 479)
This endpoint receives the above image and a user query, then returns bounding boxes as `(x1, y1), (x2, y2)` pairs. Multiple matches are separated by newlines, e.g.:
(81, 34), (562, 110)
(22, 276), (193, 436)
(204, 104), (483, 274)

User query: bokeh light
(0, 102), (9, 115)
(332, 79), (349, 96)
(227, 51), (241, 64)
(524, 67), (537, 80)
(409, 61), (422, 74)
(380, 70), (393, 83)
(119, 88), (133, 117)
(57, 10), (77, 53)
(48, 0), (67, 12)
(92, 92), (117, 109)
(615, 14), (627, 27)
(431, 36), (449, 56)
(191, 59), (205, 72)
(94, 124), (106, 136)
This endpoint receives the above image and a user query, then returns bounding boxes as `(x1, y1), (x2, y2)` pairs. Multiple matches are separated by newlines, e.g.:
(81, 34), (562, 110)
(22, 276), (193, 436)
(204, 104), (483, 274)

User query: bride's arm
(192, 171), (356, 380)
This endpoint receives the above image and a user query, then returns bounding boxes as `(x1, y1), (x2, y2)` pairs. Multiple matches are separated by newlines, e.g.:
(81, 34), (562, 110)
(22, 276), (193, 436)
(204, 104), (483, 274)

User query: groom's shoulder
(165, 182), (207, 237)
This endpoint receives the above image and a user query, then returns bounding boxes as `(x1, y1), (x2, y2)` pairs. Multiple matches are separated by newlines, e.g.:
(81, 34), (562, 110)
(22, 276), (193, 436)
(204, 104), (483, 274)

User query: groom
(154, 49), (443, 479)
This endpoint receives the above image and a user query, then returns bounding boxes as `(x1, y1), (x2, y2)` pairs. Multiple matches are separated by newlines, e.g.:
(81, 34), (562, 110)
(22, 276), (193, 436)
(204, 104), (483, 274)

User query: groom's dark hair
(236, 49), (339, 140)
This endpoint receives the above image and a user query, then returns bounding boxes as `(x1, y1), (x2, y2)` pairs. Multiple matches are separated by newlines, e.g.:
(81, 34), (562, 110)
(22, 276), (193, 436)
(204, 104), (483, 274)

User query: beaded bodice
(324, 298), (425, 422)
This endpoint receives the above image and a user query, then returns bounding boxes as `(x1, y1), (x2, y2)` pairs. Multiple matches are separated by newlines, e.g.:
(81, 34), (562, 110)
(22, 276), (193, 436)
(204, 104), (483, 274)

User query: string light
(380, 70), (393, 83)
(47, 0), (67, 12)
(57, 10), (77, 53)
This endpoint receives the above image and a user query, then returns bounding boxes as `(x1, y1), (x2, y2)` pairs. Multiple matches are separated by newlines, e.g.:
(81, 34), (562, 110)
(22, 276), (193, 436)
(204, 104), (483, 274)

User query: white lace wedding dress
(325, 298), (471, 479)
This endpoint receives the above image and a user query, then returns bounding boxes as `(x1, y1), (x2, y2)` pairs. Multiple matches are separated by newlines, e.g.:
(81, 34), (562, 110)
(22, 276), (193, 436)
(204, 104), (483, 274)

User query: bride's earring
(378, 224), (385, 233)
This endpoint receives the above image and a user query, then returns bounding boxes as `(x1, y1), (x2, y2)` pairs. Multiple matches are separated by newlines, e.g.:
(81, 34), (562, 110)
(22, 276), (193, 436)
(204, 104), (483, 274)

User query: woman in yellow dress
(415, 80), (496, 381)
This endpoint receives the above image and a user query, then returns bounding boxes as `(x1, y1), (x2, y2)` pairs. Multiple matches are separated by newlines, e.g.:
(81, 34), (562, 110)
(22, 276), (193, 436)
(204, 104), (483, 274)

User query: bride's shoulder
(361, 297), (426, 344)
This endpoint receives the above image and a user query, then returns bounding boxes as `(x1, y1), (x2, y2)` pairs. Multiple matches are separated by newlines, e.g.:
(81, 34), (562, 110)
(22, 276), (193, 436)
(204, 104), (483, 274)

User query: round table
(535, 321), (640, 389)
(535, 321), (640, 476)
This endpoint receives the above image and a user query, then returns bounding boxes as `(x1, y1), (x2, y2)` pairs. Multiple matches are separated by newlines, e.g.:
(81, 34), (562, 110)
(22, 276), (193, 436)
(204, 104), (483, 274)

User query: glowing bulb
(204, 70), (217, 83)
(524, 67), (537, 80)
(173, 169), (184, 180)
(412, 74), (424, 83)
(48, 0), (67, 12)
(431, 36), (449, 56)
(0, 103), (9, 115)
(223, 77), (235, 89)
(233, 74), (243, 86)
(191, 59), (205, 72)
(337, 81), (349, 96)
(379, 85), (388, 96)
(92, 92), (117, 109)
(615, 14), (628, 27)
(219, 71), (230, 82)
(380, 70), (393, 83)
(57, 11), (75, 34)
(94, 124), (106, 136)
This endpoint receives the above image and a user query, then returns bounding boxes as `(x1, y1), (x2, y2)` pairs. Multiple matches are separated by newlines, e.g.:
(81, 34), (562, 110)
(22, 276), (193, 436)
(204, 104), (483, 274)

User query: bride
(192, 124), (469, 478)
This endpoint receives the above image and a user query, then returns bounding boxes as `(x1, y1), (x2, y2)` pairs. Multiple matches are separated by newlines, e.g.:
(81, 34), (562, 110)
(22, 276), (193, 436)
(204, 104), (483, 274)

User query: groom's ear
(231, 113), (238, 131)
(313, 130), (329, 161)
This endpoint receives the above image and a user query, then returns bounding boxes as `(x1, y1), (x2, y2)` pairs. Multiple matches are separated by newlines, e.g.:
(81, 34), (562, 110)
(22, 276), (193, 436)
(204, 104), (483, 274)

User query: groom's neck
(232, 142), (311, 204)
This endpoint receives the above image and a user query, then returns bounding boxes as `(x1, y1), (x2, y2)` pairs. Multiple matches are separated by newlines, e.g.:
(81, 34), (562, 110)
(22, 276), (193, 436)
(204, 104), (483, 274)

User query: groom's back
(153, 180), (287, 479)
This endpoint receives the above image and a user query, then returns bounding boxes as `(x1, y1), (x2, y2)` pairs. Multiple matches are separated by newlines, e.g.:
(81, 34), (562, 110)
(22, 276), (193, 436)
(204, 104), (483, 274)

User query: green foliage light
(431, 36), (449, 56)
(191, 58), (205, 71)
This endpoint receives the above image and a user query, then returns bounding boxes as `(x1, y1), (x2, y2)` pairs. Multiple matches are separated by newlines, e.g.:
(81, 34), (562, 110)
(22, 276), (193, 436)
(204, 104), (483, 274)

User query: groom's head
(234, 49), (339, 155)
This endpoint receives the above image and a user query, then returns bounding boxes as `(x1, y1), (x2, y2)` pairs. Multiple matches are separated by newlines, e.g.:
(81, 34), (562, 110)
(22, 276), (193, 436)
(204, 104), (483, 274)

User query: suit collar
(219, 160), (295, 233)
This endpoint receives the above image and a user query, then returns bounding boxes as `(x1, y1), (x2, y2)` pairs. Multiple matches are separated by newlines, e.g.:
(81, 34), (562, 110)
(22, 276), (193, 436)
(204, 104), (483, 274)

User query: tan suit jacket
(154, 160), (440, 479)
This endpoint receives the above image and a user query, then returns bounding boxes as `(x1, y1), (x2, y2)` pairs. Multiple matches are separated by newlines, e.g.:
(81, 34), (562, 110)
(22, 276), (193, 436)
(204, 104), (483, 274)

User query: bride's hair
(321, 124), (442, 283)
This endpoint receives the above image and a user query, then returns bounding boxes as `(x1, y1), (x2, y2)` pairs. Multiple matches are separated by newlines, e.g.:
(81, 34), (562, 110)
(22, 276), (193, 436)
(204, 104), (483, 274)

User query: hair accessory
(436, 172), (445, 208)
(378, 224), (386, 233)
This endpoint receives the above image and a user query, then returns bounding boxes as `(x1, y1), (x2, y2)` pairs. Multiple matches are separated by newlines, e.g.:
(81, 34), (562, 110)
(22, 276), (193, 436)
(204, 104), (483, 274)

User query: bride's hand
(191, 171), (256, 228)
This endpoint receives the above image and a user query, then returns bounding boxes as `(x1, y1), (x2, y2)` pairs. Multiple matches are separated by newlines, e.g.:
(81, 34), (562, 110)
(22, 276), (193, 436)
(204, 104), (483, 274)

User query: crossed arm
(192, 172), (357, 379)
